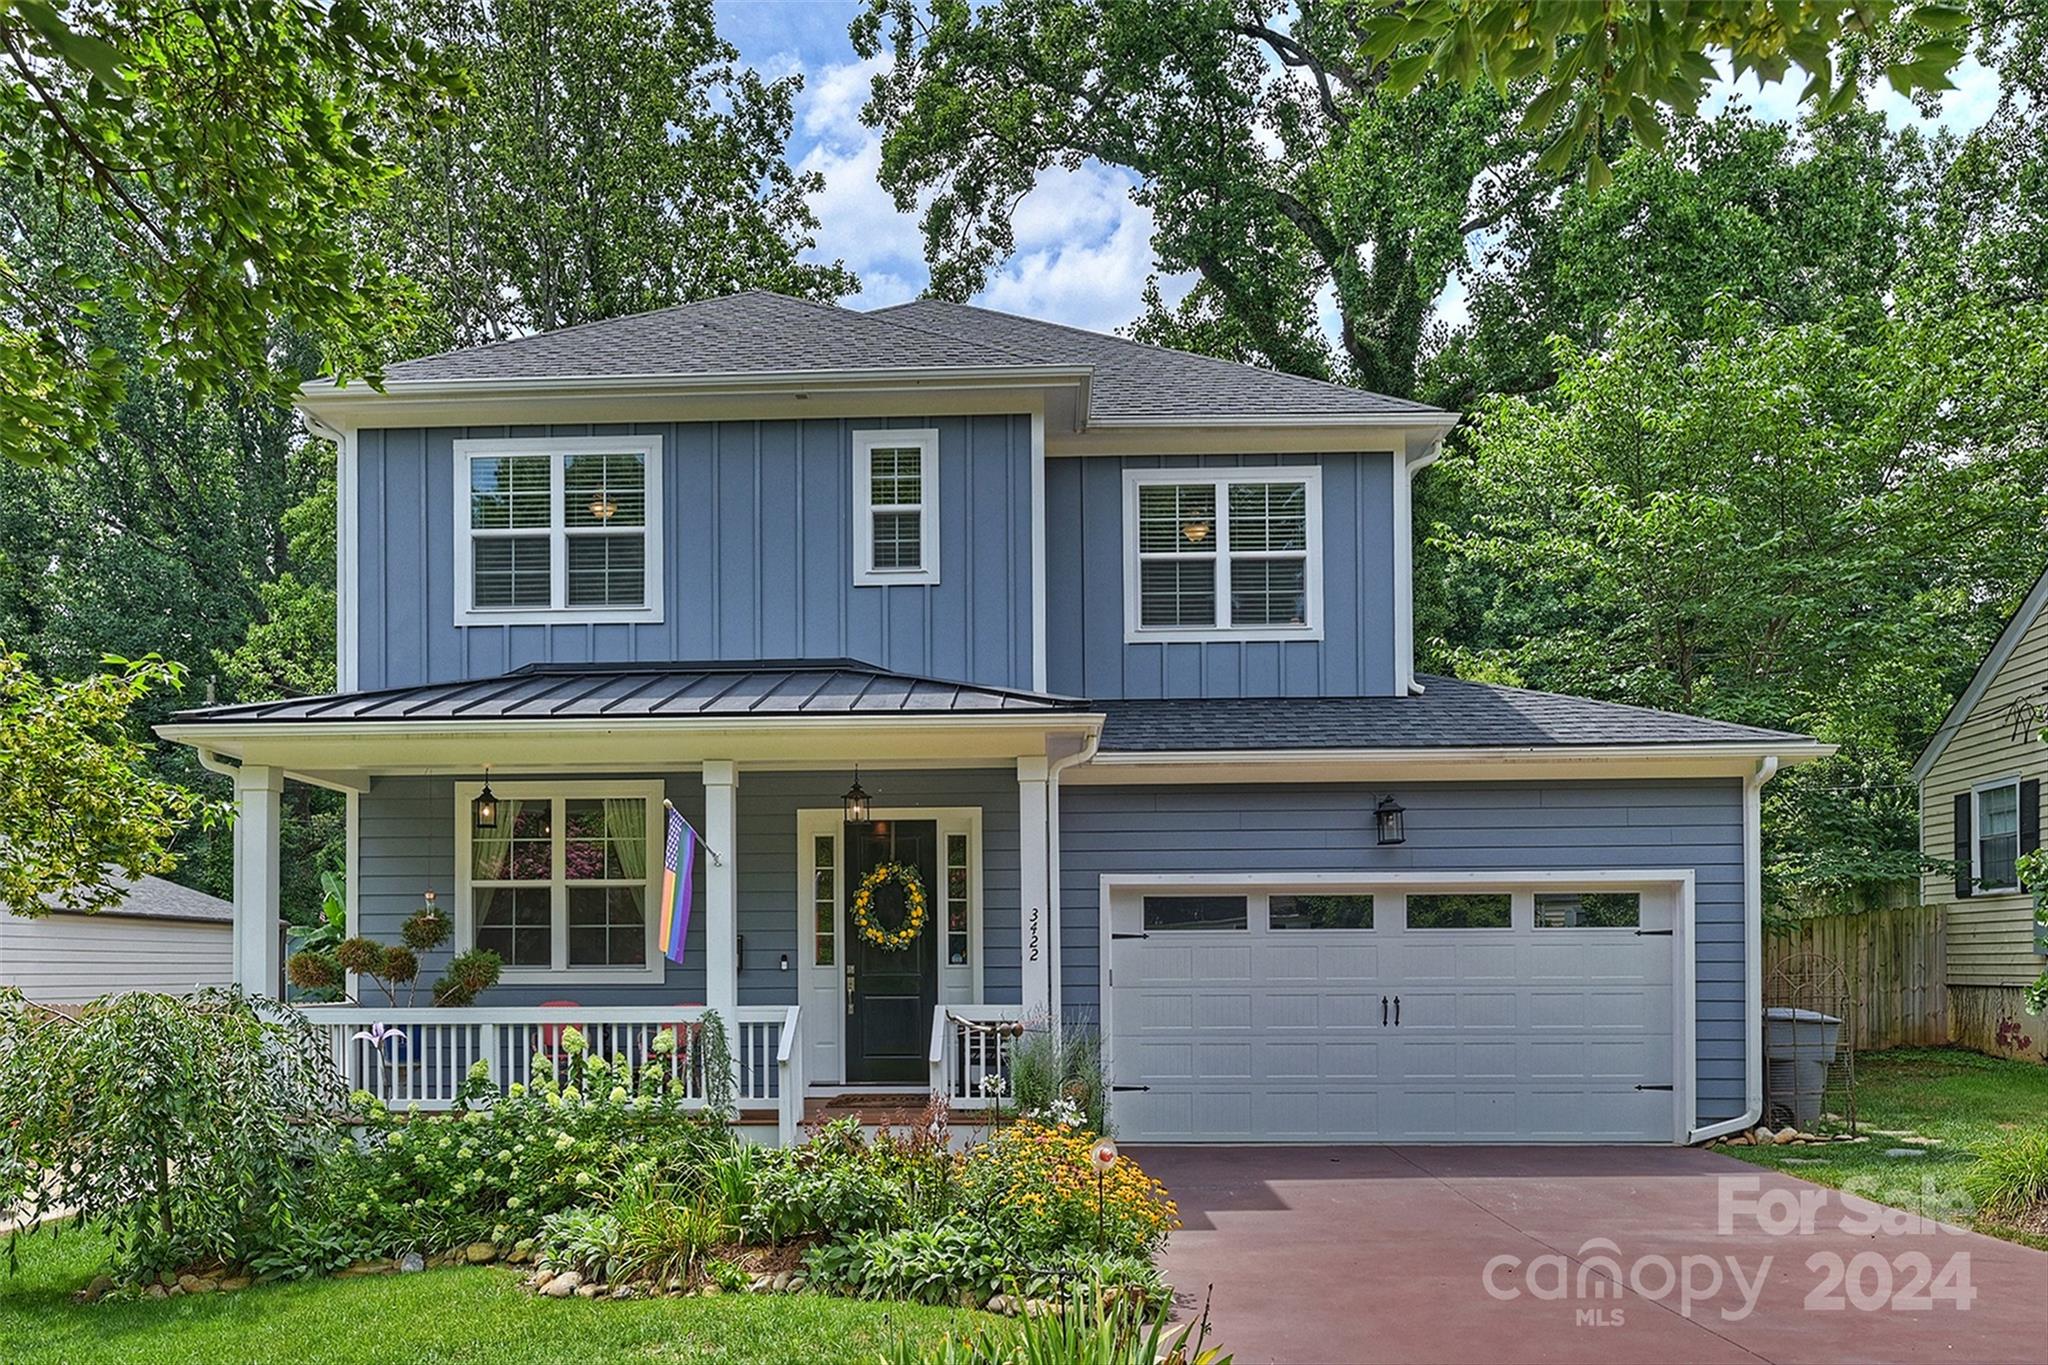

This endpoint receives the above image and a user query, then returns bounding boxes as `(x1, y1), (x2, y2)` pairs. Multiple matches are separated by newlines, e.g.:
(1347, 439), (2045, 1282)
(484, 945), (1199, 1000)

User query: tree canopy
(0, 0), (465, 467)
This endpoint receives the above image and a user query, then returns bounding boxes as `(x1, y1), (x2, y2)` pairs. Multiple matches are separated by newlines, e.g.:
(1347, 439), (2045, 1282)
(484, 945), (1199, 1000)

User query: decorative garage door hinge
(1112, 1085), (1151, 1092)
(1111, 931), (1149, 939)
(1634, 929), (1675, 936)
(1634, 1083), (1675, 1091)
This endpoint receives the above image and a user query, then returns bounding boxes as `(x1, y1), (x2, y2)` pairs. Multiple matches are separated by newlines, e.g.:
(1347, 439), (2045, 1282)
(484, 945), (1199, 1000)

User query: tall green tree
(1436, 300), (2048, 899)
(855, 0), (1533, 398)
(0, 0), (463, 467)
(371, 0), (855, 353)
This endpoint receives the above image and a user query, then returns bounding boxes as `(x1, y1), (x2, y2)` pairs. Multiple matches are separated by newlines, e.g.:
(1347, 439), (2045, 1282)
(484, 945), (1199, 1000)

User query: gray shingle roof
(875, 299), (1445, 423)
(378, 291), (1028, 384)
(358, 290), (1450, 425)
(1096, 676), (1814, 752)
(172, 660), (1088, 725)
(44, 873), (233, 923)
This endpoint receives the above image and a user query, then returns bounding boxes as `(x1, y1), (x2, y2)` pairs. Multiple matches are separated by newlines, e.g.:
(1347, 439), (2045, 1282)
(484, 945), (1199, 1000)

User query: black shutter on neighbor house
(1955, 792), (1974, 898)
(2023, 779), (2041, 865)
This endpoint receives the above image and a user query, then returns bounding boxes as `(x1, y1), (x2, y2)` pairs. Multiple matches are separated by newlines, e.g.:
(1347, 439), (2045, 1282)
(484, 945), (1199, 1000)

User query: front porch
(157, 661), (1100, 1147)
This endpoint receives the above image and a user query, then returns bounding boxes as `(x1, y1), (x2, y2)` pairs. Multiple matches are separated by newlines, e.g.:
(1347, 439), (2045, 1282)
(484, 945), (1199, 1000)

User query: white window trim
(1121, 466), (1324, 643)
(853, 428), (941, 587)
(452, 435), (665, 626)
(1972, 776), (2024, 894)
(454, 779), (667, 985)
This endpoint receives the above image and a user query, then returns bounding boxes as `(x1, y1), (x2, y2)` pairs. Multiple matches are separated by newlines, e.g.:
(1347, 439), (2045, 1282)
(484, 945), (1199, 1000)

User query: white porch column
(232, 765), (284, 996)
(702, 761), (738, 1013)
(1018, 756), (1052, 1018)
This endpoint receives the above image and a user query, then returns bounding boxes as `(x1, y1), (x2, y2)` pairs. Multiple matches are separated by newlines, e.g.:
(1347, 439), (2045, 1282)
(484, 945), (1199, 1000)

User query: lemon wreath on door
(851, 862), (929, 951)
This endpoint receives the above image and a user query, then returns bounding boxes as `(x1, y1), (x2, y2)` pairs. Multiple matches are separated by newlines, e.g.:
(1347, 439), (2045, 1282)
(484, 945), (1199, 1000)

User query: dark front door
(846, 819), (939, 1083)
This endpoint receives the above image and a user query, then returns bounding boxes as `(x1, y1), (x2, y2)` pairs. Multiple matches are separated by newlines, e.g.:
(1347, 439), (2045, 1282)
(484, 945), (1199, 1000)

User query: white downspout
(1689, 755), (1780, 1144)
(1045, 725), (1103, 1025)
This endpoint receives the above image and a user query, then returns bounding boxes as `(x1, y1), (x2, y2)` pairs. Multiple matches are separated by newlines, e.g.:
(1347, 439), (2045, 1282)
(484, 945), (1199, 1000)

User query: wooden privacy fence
(1765, 904), (1947, 1050)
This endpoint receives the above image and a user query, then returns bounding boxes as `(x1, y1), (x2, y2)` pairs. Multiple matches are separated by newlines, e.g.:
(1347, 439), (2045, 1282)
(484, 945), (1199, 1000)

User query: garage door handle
(1394, 995), (1401, 1027)
(1112, 1085), (1150, 1092)
(1381, 995), (1388, 1026)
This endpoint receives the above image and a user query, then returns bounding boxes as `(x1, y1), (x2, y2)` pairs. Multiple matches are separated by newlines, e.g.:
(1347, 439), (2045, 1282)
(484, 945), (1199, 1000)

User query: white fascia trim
(1087, 413), (1460, 431)
(1688, 755), (1779, 1145)
(1083, 741), (1836, 767)
(1912, 562), (2048, 782)
(158, 713), (1107, 745)
(1392, 451), (1415, 695)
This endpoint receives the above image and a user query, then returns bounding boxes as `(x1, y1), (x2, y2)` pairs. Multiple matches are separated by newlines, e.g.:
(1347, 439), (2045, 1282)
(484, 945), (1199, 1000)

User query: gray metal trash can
(1764, 1007), (1842, 1129)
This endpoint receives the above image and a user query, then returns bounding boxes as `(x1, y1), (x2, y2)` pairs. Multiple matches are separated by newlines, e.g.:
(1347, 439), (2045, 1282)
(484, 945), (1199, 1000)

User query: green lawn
(1718, 1046), (2048, 1247)
(0, 1226), (992, 1364)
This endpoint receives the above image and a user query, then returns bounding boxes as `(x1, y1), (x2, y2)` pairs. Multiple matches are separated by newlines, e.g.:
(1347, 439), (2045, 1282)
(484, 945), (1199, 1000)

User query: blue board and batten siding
(356, 769), (1021, 1009)
(1044, 452), (1399, 699)
(354, 417), (1035, 692)
(1056, 779), (1749, 1127)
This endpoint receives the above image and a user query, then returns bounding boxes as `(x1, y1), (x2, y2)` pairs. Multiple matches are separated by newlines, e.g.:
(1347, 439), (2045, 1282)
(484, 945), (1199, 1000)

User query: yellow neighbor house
(1916, 565), (2048, 1059)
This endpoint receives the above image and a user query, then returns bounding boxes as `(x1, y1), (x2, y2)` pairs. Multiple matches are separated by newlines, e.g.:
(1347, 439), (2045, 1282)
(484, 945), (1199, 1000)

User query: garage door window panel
(1405, 894), (1512, 929)
(1142, 896), (1249, 931)
(1533, 892), (1642, 928)
(1270, 894), (1374, 930)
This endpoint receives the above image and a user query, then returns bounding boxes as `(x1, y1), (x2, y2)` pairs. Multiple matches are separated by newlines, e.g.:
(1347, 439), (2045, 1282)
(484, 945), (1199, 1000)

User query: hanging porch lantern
(1374, 795), (1406, 846)
(473, 770), (500, 830)
(843, 768), (872, 824)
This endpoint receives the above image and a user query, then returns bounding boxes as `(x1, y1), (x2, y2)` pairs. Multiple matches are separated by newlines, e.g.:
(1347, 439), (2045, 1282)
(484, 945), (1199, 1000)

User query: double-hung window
(1124, 468), (1322, 641)
(454, 436), (664, 623)
(1976, 779), (2022, 892)
(458, 781), (667, 983)
(853, 429), (940, 586)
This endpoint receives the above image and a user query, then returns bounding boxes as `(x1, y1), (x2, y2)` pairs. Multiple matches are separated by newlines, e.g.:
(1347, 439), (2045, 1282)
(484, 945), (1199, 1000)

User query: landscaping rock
(219, 1276), (251, 1293)
(509, 1240), (534, 1265)
(575, 1283), (604, 1299)
(76, 1274), (115, 1304)
(988, 1293), (1014, 1316)
(666, 1278), (685, 1294)
(399, 1253), (426, 1274)
(176, 1274), (215, 1294)
(1773, 1128), (1798, 1145)
(465, 1242), (499, 1264)
(1724, 1134), (1750, 1146)
(542, 1271), (582, 1299)
(702, 1283), (722, 1296)
(787, 1275), (806, 1292)
(145, 1284), (168, 1300)
(749, 1273), (773, 1293)
(770, 1271), (793, 1292)
(610, 1284), (640, 1300)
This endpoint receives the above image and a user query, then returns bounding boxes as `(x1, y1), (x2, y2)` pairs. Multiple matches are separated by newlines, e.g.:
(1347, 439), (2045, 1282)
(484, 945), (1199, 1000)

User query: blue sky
(714, 1), (2004, 336)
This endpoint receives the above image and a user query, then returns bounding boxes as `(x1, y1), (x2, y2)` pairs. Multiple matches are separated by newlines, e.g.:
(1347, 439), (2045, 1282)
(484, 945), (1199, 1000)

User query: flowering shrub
(744, 1117), (954, 1242)
(958, 1120), (1177, 1259)
(315, 1036), (734, 1258)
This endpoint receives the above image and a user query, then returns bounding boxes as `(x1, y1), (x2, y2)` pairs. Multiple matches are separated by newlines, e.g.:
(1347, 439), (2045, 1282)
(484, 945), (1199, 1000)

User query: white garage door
(1106, 882), (1679, 1143)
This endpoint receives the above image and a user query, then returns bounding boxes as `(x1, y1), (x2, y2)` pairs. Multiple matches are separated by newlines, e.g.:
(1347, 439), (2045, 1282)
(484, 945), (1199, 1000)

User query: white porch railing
(300, 1004), (804, 1145)
(928, 1004), (1025, 1110)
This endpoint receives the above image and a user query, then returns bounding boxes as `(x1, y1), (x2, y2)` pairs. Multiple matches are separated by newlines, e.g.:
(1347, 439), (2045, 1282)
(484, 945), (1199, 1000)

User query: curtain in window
(604, 798), (647, 881)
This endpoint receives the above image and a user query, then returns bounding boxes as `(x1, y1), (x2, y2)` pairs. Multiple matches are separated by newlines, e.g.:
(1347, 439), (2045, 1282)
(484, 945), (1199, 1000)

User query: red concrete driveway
(1135, 1144), (2048, 1364)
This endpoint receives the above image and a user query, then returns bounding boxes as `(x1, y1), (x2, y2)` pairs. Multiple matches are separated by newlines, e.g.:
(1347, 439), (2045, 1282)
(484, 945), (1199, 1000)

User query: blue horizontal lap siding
(356, 768), (1021, 1010)
(734, 770), (1022, 1007)
(355, 416), (1033, 691)
(1044, 452), (1398, 699)
(1057, 778), (1749, 1128)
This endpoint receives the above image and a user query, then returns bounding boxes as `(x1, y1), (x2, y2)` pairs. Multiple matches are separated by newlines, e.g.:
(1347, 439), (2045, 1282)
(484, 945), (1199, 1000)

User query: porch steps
(801, 1091), (934, 1130)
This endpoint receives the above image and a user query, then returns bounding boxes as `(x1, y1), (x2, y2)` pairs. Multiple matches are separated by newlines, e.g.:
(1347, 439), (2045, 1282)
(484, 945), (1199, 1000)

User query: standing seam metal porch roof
(169, 661), (1090, 724)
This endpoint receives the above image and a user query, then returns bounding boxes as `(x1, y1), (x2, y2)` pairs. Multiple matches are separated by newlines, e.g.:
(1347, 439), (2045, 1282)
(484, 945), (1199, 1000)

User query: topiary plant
(431, 947), (502, 1007)
(286, 896), (469, 1007)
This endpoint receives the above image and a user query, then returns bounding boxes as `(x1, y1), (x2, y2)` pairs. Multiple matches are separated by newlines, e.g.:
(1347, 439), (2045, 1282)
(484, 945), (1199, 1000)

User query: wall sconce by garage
(473, 770), (499, 830)
(843, 768), (872, 823)
(1374, 796), (1406, 846)
(779, 953), (790, 972)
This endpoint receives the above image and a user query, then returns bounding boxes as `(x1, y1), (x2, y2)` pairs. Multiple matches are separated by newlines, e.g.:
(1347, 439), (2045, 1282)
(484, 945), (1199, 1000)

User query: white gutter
(1089, 412), (1460, 432)
(298, 364), (1092, 403)
(1688, 754), (1780, 1144)
(158, 712), (1107, 744)
(1084, 741), (1834, 767)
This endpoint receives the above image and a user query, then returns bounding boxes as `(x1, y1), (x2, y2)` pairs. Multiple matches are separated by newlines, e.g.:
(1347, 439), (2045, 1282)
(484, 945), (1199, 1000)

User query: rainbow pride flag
(659, 802), (698, 966)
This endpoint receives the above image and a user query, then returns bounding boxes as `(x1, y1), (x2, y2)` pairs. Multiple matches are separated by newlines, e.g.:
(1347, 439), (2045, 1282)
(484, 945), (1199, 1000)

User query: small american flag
(659, 803), (697, 966)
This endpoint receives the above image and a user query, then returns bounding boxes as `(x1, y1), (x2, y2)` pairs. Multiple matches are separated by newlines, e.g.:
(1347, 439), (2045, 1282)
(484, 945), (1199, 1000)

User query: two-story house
(161, 291), (1829, 1145)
